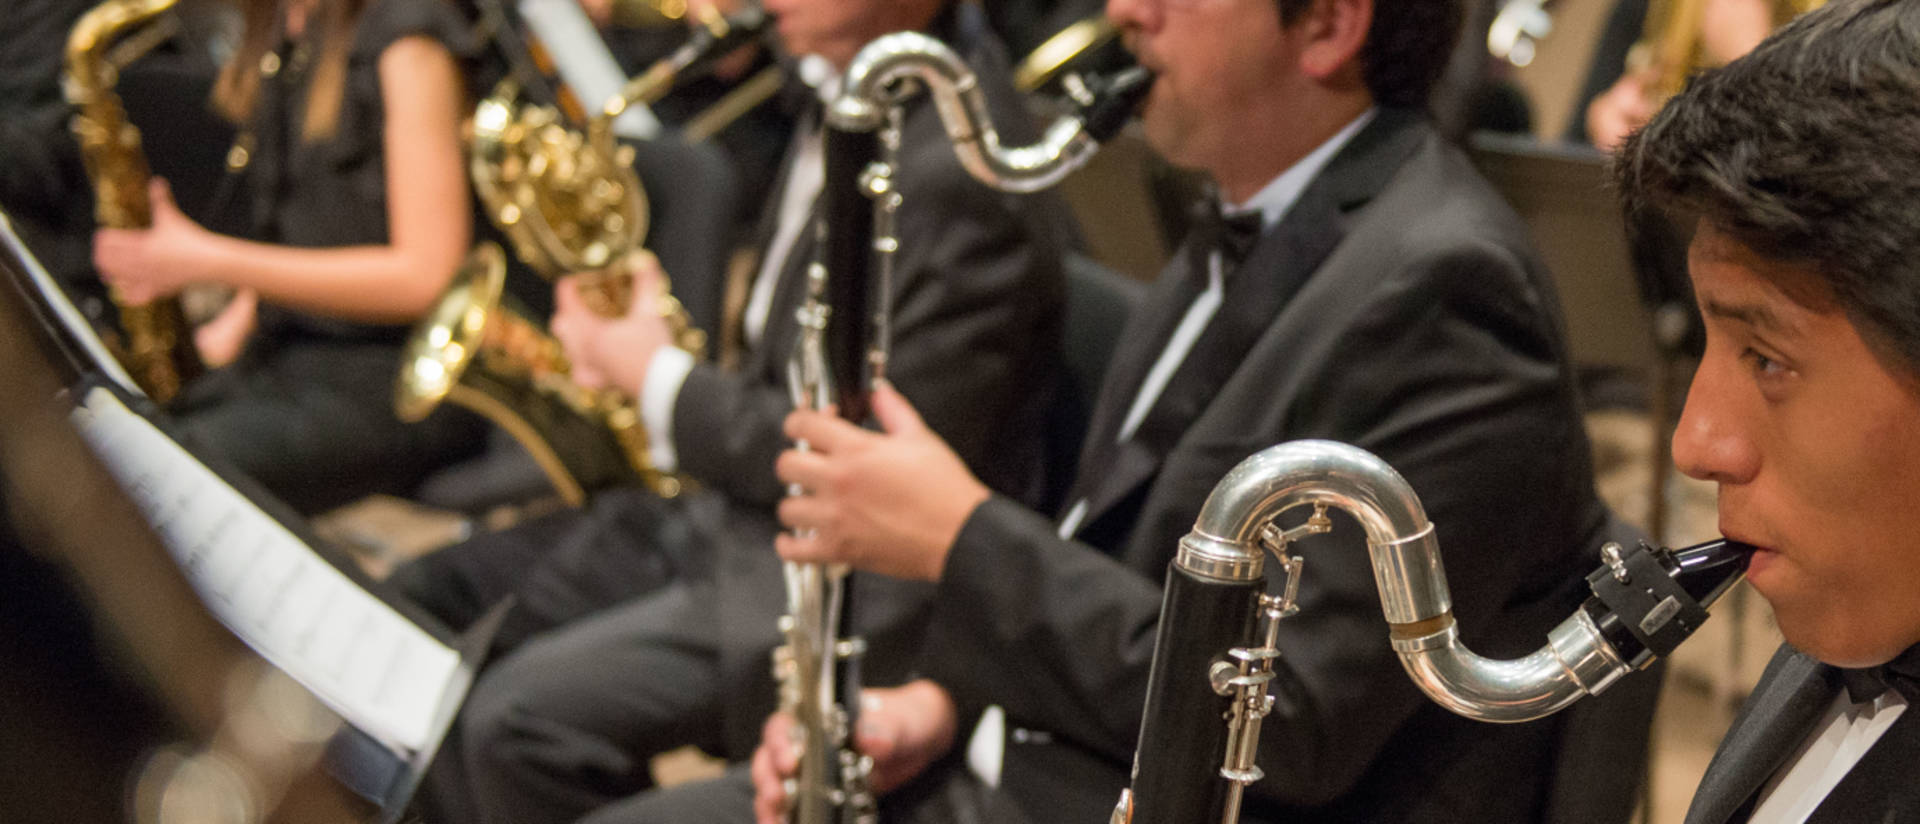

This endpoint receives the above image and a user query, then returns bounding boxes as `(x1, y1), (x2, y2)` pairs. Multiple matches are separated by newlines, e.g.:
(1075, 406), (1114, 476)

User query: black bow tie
(1838, 644), (1920, 704)
(1187, 199), (1264, 274)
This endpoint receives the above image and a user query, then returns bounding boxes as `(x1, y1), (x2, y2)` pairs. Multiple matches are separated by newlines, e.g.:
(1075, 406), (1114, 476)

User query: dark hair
(1617, 0), (1920, 376)
(215, 0), (372, 140)
(1276, 0), (1463, 108)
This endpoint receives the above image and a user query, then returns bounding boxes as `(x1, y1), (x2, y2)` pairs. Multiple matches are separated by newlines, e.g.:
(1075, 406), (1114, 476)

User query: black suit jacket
(680, 14), (1068, 758)
(918, 109), (1614, 823)
(1685, 644), (1920, 824)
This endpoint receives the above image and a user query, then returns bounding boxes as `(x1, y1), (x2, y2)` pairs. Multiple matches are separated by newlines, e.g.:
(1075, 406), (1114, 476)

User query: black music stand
(1468, 132), (1699, 542)
(0, 209), (500, 824)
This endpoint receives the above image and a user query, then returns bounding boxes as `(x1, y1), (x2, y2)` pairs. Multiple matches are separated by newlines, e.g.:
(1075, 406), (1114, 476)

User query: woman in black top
(93, 0), (485, 514)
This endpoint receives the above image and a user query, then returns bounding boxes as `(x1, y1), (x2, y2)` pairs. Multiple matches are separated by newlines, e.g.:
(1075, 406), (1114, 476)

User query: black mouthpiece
(1580, 538), (1753, 668)
(1078, 64), (1154, 143)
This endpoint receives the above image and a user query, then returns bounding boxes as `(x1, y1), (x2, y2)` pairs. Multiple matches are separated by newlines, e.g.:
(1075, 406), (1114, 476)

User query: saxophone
(1109, 440), (1752, 824)
(65, 0), (204, 403)
(395, 9), (767, 502)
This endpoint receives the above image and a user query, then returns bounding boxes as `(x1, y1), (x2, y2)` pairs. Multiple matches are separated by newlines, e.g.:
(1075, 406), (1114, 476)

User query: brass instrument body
(396, 242), (679, 505)
(398, 16), (764, 502)
(1112, 440), (1751, 824)
(65, 0), (203, 402)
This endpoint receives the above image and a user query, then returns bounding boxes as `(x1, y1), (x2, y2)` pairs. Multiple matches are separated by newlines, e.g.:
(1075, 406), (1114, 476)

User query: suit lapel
(1066, 109), (1430, 534)
(1686, 646), (1840, 824)
(1061, 246), (1207, 513)
(1802, 700), (1920, 824)
(744, 197), (822, 381)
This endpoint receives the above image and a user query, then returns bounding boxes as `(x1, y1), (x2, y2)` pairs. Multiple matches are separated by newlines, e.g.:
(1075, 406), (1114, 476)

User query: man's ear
(1297, 0), (1371, 81)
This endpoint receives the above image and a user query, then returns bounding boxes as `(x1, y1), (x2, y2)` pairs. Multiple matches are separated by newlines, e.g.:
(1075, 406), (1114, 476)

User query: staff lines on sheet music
(72, 389), (462, 753)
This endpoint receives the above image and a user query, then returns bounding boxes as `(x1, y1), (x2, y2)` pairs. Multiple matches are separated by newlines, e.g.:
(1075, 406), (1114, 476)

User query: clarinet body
(772, 69), (896, 824)
(1113, 440), (1752, 824)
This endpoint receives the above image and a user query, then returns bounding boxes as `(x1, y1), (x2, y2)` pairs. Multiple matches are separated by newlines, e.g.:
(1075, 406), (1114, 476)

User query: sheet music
(0, 212), (141, 395)
(518, 0), (660, 139)
(71, 387), (462, 753)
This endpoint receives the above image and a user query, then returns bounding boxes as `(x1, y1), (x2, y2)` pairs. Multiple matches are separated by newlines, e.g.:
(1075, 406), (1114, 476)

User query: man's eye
(1743, 348), (1786, 377)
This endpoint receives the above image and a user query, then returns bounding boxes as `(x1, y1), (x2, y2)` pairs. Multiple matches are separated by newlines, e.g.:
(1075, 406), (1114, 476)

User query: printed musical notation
(72, 388), (461, 753)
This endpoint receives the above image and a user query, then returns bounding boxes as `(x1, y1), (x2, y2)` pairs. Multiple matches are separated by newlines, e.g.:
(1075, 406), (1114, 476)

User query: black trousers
(398, 489), (755, 824)
(455, 578), (740, 824)
(388, 487), (703, 654)
(175, 339), (485, 515)
(574, 751), (999, 824)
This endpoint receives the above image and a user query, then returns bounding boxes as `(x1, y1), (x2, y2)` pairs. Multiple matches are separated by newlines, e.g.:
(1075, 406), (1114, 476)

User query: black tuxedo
(912, 109), (1621, 823)
(411, 11), (1070, 824)
(1685, 644), (1920, 824)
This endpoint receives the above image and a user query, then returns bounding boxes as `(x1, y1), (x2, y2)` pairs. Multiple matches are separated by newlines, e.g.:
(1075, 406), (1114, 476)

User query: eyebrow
(1700, 298), (1804, 336)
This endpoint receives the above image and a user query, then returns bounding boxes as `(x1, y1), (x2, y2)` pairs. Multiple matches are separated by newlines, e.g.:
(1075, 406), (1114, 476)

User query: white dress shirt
(636, 57), (838, 473)
(1748, 689), (1910, 824)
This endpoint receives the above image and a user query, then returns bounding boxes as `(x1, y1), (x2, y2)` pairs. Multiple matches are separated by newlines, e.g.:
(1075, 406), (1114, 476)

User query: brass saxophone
(64, 0), (204, 403)
(395, 10), (767, 502)
(1109, 440), (1752, 824)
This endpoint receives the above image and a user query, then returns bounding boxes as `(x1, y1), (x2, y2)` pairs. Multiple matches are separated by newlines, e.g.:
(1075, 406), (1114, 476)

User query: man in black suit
(1615, 2), (1920, 821)
(404, 1), (1066, 822)
(755, 0), (1629, 822)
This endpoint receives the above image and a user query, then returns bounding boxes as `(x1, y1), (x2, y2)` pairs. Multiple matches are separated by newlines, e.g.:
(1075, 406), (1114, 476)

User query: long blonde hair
(212, 0), (368, 140)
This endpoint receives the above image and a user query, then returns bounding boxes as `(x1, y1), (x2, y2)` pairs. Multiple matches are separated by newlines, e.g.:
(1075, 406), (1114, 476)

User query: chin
(1774, 609), (1908, 668)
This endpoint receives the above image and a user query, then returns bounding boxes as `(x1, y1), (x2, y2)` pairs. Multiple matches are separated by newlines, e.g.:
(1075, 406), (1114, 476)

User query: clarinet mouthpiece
(1079, 65), (1155, 143)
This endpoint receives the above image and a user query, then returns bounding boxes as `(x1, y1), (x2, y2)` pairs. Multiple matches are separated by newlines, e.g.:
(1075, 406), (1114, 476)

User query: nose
(1106, 0), (1158, 35)
(1671, 355), (1761, 486)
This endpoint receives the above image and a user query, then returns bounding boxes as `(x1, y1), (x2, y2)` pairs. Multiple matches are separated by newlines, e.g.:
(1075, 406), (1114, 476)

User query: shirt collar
(1227, 107), (1377, 229)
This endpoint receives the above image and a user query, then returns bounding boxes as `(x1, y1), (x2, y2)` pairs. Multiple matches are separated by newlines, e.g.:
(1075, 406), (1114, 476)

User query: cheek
(1765, 404), (1920, 655)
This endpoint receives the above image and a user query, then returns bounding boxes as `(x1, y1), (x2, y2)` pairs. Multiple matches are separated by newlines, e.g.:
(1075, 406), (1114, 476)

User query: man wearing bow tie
(749, 0), (1639, 821)
(1617, 1), (1920, 821)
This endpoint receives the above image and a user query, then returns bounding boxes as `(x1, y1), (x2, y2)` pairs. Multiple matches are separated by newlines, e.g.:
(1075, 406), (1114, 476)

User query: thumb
(853, 710), (900, 762)
(148, 177), (177, 215)
(870, 380), (927, 438)
(553, 275), (584, 316)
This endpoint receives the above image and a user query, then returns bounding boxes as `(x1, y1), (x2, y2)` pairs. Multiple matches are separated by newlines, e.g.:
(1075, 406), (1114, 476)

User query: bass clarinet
(771, 33), (1154, 823)
(1111, 439), (1751, 824)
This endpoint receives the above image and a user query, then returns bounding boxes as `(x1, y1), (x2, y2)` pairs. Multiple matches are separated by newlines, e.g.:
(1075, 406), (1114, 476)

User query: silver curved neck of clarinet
(1183, 440), (1633, 725)
(829, 31), (1111, 194)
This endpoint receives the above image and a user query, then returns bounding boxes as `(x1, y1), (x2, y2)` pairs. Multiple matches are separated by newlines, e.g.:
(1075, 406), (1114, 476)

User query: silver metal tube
(830, 31), (1106, 194)
(1187, 441), (1630, 725)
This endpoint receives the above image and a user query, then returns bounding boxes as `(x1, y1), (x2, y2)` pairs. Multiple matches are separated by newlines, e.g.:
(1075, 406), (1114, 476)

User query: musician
(1580, 0), (1776, 150)
(1615, 2), (1920, 820)
(742, 0), (1637, 822)
(402, 0), (1066, 821)
(88, 0), (487, 514)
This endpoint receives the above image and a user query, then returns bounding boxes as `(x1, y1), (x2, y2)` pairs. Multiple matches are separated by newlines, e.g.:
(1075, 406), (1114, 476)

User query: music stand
(0, 209), (499, 823)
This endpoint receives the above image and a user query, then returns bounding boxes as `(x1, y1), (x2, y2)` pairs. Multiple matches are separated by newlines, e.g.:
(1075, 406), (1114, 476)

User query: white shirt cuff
(639, 346), (696, 473)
